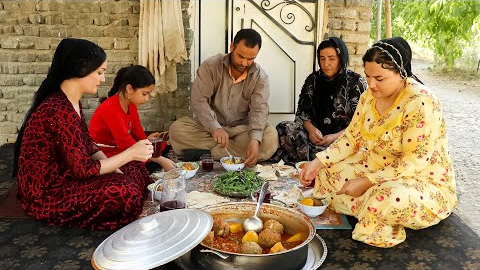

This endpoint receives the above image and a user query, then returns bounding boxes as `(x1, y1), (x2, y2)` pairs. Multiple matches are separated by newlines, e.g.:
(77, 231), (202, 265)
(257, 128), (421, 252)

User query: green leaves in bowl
(212, 170), (264, 198)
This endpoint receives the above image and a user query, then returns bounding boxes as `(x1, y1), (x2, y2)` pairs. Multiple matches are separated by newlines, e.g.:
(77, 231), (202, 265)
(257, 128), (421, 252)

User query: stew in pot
(202, 216), (306, 255)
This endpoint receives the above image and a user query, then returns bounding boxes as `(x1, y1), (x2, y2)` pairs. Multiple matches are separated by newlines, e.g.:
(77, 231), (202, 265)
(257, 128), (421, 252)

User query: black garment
(271, 37), (367, 163)
(297, 69), (366, 135)
(271, 69), (366, 163)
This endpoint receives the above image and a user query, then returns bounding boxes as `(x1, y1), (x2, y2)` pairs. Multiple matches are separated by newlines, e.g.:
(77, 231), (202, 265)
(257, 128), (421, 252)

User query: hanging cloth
(139, 0), (188, 96)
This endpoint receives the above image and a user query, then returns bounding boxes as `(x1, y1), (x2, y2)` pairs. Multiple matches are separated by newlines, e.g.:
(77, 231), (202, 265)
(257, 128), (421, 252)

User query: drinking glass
(150, 138), (163, 158)
(200, 154), (214, 171)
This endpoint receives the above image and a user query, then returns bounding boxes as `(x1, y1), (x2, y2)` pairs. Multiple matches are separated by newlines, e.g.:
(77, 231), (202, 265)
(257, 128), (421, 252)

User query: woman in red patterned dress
(13, 38), (154, 230)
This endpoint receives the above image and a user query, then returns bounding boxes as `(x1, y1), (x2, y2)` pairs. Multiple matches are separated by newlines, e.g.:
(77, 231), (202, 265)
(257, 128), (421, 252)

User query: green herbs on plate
(212, 170), (264, 197)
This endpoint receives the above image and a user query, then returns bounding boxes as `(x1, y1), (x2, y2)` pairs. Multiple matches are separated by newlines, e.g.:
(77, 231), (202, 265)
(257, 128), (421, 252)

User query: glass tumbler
(200, 154), (214, 171)
(150, 137), (163, 158)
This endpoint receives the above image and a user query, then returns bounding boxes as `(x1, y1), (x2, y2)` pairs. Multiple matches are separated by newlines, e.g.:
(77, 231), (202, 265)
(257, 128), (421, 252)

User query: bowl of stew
(220, 156), (245, 171)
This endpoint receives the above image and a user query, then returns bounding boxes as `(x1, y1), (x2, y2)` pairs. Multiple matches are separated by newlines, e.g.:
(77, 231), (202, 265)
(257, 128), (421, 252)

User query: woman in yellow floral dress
(300, 37), (457, 248)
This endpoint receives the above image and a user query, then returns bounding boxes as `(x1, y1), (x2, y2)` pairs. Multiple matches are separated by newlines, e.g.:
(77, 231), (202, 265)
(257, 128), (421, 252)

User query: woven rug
(1, 143), (480, 269)
(0, 183), (29, 219)
(0, 213), (479, 270)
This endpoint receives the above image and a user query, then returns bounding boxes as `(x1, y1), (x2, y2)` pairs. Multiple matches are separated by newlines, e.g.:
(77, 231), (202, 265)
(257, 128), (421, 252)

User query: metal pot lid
(92, 209), (213, 270)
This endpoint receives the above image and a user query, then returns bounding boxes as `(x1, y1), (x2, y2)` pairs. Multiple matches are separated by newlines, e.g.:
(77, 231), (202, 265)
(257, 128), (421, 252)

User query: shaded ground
(413, 59), (480, 236)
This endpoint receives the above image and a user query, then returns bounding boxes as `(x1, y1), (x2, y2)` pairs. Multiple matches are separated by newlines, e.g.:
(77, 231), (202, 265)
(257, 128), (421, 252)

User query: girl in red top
(13, 38), (153, 230)
(89, 65), (175, 173)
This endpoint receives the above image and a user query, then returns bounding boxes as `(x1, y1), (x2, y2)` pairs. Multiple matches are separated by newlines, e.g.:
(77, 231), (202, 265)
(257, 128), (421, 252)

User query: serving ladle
(242, 181), (269, 233)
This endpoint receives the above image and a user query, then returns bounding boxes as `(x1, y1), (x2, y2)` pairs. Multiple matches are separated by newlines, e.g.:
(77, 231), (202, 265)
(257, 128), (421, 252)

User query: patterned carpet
(1, 143), (480, 270)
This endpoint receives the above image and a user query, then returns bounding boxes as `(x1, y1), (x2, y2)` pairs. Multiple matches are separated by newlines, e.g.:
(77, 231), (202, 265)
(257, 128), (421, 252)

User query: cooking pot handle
(199, 249), (229, 259)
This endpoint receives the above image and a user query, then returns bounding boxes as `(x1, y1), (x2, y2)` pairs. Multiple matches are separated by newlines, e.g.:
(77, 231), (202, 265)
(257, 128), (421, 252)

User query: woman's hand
(99, 140), (152, 175)
(336, 177), (374, 197)
(299, 158), (324, 187)
(128, 139), (154, 162)
(307, 127), (324, 145)
(317, 134), (336, 146)
(153, 156), (176, 171)
(303, 121), (323, 145)
(317, 130), (344, 146)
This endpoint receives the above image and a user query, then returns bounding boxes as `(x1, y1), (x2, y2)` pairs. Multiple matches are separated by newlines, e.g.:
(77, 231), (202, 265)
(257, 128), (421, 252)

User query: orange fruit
(300, 198), (314, 206)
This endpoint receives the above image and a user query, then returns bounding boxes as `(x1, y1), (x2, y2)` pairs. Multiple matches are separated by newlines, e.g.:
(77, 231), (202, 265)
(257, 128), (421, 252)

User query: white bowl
(147, 180), (163, 201)
(295, 161), (308, 173)
(220, 156), (245, 171)
(176, 162), (199, 179)
(296, 197), (329, 218)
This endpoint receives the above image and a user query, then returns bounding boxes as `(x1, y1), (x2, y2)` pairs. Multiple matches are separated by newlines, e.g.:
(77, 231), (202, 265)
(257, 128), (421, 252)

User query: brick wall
(0, 0), (193, 144)
(325, 0), (374, 73)
(0, 0), (372, 145)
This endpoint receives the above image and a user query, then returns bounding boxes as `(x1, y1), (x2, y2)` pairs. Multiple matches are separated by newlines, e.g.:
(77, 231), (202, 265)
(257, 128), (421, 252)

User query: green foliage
(371, 0), (480, 68)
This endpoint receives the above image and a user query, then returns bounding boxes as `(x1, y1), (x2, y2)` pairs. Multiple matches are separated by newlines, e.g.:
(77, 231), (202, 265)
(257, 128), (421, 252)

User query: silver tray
(174, 234), (328, 270)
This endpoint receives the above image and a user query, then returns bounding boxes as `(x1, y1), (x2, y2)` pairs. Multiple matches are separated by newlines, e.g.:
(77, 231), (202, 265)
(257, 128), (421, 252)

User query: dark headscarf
(313, 37), (350, 131)
(13, 38), (106, 176)
(317, 36), (349, 74)
(367, 37), (422, 83)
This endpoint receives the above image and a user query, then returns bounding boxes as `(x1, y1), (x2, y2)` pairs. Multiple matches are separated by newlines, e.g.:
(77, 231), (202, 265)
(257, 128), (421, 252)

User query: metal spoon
(224, 147), (235, 163)
(242, 181), (269, 233)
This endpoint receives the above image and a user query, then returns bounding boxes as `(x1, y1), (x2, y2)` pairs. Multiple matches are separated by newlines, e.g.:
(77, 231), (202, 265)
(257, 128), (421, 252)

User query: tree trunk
(385, 0), (392, 38)
(376, 0), (383, 41)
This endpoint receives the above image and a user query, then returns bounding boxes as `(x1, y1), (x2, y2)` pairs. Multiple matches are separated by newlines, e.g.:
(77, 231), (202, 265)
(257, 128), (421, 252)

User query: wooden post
(376, 0), (383, 41)
(385, 0), (392, 38)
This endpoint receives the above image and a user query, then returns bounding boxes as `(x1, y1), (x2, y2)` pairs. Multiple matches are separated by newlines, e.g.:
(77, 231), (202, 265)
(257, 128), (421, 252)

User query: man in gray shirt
(169, 29), (279, 165)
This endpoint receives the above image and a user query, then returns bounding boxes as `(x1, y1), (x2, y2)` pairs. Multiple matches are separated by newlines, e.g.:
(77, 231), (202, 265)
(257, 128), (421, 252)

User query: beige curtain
(139, 0), (188, 96)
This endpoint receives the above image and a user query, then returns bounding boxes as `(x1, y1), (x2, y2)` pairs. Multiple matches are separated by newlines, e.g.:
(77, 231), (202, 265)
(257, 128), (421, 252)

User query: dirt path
(412, 59), (480, 236)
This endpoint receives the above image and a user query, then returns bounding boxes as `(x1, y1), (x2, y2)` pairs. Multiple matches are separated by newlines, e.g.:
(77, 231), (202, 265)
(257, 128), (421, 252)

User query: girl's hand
(147, 132), (161, 140)
(156, 156), (176, 171)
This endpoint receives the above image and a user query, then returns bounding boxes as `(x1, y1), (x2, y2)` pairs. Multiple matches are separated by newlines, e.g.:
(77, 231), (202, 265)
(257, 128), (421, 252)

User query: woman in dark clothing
(13, 38), (153, 230)
(271, 37), (367, 162)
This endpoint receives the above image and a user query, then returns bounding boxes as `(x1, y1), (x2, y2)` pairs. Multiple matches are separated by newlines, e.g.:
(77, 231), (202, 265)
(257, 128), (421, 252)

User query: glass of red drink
(150, 137), (163, 158)
(200, 154), (214, 171)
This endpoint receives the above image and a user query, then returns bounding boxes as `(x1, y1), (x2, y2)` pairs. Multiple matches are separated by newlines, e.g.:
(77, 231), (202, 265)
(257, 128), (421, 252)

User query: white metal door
(196, 0), (322, 125)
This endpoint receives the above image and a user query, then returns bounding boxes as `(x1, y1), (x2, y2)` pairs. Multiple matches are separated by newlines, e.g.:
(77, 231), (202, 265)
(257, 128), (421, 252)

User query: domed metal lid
(92, 209), (213, 270)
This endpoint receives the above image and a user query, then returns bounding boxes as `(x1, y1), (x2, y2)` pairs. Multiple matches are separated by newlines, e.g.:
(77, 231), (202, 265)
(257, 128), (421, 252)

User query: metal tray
(174, 233), (328, 270)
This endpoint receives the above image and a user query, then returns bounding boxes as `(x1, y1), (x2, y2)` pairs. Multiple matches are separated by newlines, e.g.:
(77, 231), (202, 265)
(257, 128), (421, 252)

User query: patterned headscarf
(368, 37), (422, 83)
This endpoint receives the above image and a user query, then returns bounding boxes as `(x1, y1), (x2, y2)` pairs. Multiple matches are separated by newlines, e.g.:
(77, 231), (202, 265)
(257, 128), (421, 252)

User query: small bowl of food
(295, 161), (308, 173)
(176, 162), (200, 179)
(147, 180), (163, 201)
(296, 197), (329, 218)
(220, 156), (245, 171)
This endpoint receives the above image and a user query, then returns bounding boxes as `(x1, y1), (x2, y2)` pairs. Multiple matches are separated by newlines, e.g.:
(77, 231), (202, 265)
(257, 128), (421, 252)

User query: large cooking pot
(190, 202), (316, 270)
